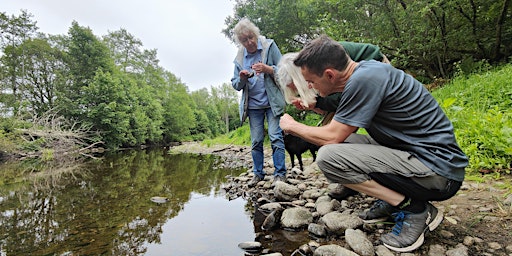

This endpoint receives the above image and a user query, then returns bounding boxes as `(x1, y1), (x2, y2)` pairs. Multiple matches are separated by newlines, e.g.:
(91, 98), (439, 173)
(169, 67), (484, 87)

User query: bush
(433, 64), (512, 174)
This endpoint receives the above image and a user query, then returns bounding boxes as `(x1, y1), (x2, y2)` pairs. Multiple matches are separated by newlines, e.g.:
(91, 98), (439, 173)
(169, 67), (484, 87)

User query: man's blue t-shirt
(333, 60), (468, 181)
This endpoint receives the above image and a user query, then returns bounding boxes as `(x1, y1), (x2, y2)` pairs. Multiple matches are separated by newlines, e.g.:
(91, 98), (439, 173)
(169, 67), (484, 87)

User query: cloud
(3, 0), (238, 91)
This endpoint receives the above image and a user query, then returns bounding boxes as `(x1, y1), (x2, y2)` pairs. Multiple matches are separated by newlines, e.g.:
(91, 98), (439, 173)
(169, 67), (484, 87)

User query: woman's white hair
(233, 18), (261, 45)
(277, 52), (317, 107)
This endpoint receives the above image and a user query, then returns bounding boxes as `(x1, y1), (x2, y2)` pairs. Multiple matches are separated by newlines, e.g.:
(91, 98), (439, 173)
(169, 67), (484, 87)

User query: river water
(0, 148), (310, 255)
(0, 148), (254, 255)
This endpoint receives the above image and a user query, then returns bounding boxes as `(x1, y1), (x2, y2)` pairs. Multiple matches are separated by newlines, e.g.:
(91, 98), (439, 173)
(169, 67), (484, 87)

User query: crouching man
(279, 35), (468, 252)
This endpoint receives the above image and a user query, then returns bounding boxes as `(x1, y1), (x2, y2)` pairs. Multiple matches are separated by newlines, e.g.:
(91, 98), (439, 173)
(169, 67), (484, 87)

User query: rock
(150, 196), (169, 203)
(315, 200), (334, 216)
(259, 202), (283, 214)
(375, 245), (394, 256)
(345, 228), (375, 256)
(506, 244), (512, 253)
(428, 244), (446, 255)
(504, 194), (512, 206)
(313, 244), (359, 256)
(463, 236), (475, 246)
(280, 207), (313, 230)
(274, 181), (301, 201)
(308, 223), (327, 237)
(262, 208), (283, 230)
(318, 211), (364, 236)
(487, 241), (502, 250)
(440, 229), (455, 238)
(303, 188), (324, 200)
(238, 241), (263, 254)
(446, 244), (469, 256)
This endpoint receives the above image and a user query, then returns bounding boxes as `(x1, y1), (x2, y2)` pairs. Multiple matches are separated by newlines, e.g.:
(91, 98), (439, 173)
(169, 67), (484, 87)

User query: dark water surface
(0, 149), (261, 255)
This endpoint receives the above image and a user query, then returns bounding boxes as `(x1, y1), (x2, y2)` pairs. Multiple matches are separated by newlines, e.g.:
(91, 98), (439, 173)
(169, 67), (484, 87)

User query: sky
(3, 0), (239, 92)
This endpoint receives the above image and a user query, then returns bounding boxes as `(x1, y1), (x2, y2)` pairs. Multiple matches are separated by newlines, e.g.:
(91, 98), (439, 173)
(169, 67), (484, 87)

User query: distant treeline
(1, 0), (511, 150)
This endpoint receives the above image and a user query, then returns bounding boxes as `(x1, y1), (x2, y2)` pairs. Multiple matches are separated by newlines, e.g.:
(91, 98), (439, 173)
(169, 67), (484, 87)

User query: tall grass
(433, 64), (512, 174)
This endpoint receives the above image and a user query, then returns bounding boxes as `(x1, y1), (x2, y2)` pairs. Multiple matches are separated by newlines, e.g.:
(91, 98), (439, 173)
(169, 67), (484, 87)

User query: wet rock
(280, 207), (313, 230)
(308, 223), (327, 237)
(345, 228), (374, 256)
(150, 196), (169, 204)
(259, 202), (283, 215)
(313, 244), (359, 256)
(262, 208), (283, 230)
(318, 211), (364, 236)
(238, 241), (263, 254)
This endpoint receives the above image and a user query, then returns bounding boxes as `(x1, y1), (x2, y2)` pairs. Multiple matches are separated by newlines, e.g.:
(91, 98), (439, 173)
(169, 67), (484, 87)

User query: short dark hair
(294, 35), (350, 77)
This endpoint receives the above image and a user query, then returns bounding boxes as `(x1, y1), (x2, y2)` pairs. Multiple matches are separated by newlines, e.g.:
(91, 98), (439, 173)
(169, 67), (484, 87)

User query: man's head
(294, 35), (351, 96)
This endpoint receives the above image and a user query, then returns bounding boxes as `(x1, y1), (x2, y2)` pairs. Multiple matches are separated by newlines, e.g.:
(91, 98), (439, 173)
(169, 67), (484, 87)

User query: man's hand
(280, 113), (296, 134)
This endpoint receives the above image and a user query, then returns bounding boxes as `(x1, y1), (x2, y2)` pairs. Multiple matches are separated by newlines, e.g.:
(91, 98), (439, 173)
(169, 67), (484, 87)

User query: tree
(210, 83), (239, 133)
(17, 38), (66, 115)
(160, 72), (196, 142)
(223, 0), (512, 81)
(0, 10), (38, 114)
(222, 0), (319, 52)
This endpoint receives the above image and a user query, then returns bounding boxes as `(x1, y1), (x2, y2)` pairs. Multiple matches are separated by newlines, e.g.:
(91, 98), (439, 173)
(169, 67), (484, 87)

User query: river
(0, 148), (262, 255)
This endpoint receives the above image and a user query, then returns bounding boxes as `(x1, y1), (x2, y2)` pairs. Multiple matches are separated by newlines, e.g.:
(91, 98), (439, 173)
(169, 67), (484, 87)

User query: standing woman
(231, 18), (287, 186)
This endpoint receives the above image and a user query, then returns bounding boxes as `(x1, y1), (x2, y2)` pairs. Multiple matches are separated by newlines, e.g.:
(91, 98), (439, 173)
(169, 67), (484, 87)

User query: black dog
(284, 134), (320, 171)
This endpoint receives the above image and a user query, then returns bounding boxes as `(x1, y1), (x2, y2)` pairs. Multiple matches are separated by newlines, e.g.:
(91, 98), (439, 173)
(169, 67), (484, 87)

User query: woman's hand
(251, 62), (272, 75)
(291, 98), (319, 112)
(239, 70), (253, 80)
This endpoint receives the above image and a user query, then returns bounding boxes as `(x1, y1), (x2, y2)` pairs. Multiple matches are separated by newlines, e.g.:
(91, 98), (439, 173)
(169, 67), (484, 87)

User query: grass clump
(433, 64), (512, 175)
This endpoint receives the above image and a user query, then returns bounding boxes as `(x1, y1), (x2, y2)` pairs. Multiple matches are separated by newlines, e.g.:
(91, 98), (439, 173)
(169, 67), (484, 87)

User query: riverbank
(170, 142), (512, 256)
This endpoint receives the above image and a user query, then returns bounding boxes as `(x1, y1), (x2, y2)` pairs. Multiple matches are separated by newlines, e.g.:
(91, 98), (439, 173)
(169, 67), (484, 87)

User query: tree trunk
(493, 0), (511, 60)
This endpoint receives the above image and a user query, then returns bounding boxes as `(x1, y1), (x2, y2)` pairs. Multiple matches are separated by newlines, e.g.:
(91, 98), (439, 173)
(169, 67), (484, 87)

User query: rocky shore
(170, 142), (512, 256)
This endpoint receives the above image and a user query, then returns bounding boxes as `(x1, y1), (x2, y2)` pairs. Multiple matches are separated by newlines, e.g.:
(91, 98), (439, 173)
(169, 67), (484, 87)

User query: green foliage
(224, 0), (512, 81)
(0, 118), (31, 153)
(204, 124), (252, 146)
(432, 64), (512, 173)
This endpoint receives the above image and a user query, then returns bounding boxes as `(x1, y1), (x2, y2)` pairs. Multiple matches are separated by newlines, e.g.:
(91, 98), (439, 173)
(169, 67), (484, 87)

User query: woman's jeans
(248, 108), (286, 178)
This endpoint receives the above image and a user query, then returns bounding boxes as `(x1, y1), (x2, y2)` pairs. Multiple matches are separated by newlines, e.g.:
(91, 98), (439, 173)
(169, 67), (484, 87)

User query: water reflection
(0, 148), (250, 255)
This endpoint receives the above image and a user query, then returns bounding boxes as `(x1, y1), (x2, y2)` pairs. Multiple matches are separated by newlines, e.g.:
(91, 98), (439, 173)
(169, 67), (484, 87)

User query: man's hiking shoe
(328, 184), (358, 200)
(358, 199), (397, 223)
(380, 202), (443, 252)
